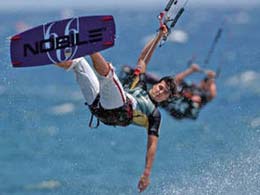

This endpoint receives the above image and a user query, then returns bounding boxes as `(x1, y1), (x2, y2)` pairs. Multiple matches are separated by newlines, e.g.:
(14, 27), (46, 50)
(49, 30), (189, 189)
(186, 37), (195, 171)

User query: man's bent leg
(97, 63), (127, 110)
(89, 52), (126, 109)
(72, 58), (100, 105)
(90, 52), (110, 76)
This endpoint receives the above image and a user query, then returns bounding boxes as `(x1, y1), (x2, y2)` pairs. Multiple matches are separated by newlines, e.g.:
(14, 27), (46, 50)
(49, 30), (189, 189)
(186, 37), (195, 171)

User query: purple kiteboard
(10, 15), (115, 68)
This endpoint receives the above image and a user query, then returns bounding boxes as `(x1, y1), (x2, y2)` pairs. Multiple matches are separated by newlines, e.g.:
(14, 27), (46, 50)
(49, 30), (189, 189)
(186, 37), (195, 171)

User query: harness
(87, 95), (133, 128)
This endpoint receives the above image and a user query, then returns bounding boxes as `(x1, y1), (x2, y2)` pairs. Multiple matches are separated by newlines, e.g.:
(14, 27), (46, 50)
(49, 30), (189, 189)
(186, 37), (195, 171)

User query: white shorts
(72, 57), (126, 109)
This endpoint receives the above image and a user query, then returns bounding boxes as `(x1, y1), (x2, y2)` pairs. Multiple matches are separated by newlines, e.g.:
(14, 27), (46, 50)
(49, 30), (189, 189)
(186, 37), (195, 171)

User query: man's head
(149, 76), (177, 103)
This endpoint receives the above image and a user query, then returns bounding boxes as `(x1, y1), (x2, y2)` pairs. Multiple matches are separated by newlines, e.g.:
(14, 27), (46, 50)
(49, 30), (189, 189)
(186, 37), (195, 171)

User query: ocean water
(0, 5), (260, 195)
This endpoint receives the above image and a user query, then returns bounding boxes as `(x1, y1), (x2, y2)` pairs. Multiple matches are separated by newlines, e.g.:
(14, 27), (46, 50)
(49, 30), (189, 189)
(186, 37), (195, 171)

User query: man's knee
(90, 52), (110, 76)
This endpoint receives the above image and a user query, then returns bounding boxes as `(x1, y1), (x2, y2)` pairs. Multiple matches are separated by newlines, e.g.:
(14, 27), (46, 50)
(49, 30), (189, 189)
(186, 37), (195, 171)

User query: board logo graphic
(22, 17), (88, 63)
(43, 17), (80, 63)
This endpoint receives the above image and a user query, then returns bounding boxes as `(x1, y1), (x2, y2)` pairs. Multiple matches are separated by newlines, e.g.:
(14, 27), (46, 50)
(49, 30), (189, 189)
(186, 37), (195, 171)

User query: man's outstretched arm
(138, 135), (158, 192)
(138, 109), (161, 192)
(175, 64), (201, 85)
(204, 70), (217, 101)
(136, 25), (168, 74)
(130, 26), (167, 89)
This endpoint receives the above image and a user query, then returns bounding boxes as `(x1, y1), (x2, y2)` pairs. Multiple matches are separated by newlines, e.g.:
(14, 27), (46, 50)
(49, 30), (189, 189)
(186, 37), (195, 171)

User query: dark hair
(159, 76), (177, 98)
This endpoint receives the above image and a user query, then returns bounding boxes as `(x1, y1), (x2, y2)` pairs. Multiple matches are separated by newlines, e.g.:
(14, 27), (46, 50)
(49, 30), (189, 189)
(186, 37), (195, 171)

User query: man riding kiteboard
(55, 0), (187, 191)
(56, 25), (177, 192)
(162, 63), (217, 119)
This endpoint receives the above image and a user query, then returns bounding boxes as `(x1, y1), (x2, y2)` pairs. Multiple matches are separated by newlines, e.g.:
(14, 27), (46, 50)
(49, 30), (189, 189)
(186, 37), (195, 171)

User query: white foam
(250, 117), (260, 128)
(226, 70), (260, 93)
(24, 180), (61, 191)
(168, 30), (188, 44)
(159, 152), (260, 195)
(240, 71), (258, 85)
(50, 103), (75, 115)
(142, 30), (188, 45)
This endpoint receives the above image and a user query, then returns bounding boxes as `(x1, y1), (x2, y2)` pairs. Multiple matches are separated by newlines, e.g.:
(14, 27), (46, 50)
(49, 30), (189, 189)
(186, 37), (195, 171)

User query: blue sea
(1, 4), (260, 195)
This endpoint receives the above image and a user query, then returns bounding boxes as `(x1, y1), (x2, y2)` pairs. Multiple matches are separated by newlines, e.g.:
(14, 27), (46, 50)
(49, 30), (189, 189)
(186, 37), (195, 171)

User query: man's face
(150, 80), (170, 103)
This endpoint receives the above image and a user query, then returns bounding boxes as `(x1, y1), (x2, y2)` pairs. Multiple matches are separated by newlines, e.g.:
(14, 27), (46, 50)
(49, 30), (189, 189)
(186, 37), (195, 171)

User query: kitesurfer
(56, 25), (177, 192)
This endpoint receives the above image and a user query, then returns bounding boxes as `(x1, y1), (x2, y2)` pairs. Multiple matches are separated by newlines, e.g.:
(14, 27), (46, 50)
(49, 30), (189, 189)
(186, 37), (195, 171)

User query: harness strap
(88, 113), (100, 129)
(87, 95), (133, 127)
